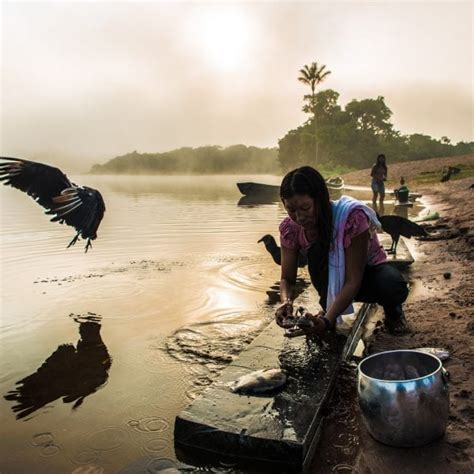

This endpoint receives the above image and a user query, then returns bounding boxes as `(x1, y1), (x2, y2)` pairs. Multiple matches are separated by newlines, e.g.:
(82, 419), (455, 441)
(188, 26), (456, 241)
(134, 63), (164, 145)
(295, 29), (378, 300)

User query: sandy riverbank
(310, 165), (473, 472)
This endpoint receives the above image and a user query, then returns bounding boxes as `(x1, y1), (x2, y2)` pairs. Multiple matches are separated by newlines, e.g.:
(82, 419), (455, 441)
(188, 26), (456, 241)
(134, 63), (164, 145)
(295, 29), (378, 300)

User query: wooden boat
(236, 182), (279, 197)
(325, 176), (345, 190)
(237, 176), (345, 197)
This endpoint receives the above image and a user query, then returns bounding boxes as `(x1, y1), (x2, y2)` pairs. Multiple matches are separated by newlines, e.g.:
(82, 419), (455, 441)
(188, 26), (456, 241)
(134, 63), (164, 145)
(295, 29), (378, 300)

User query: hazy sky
(1, 1), (472, 171)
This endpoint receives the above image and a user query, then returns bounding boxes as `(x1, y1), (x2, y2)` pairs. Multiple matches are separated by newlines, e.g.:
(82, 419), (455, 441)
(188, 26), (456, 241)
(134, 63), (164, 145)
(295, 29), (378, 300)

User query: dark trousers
(308, 244), (408, 320)
(353, 263), (408, 320)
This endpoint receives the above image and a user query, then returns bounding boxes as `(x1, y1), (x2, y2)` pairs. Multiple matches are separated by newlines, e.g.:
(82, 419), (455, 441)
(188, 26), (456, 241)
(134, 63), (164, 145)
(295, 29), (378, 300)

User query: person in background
(371, 154), (388, 208)
(275, 166), (409, 336)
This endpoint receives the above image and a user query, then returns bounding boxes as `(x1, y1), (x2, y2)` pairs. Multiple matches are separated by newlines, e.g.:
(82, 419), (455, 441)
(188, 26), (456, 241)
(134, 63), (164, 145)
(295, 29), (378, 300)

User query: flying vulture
(0, 157), (105, 252)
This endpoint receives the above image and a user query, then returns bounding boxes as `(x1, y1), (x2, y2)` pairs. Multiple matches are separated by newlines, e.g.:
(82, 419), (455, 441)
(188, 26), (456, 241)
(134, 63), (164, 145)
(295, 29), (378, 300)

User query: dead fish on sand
(229, 368), (287, 394)
(413, 347), (450, 361)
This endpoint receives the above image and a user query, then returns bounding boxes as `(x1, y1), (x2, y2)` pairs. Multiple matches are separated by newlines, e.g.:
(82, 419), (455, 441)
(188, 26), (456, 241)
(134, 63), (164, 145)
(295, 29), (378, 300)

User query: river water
(0, 174), (421, 473)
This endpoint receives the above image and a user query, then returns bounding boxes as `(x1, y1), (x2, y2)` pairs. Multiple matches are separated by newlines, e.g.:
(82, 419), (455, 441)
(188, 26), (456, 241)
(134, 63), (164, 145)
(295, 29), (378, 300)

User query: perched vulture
(440, 166), (461, 183)
(0, 157), (105, 252)
(379, 214), (428, 254)
(258, 234), (308, 267)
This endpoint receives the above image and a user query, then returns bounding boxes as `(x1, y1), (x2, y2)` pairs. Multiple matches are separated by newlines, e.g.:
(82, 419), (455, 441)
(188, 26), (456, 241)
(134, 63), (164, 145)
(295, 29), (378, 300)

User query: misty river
(0, 175), (422, 472)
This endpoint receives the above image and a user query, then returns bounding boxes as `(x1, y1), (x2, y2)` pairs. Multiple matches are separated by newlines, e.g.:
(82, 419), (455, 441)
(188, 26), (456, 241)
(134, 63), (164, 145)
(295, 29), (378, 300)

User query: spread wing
(0, 157), (106, 248)
(0, 156), (72, 208)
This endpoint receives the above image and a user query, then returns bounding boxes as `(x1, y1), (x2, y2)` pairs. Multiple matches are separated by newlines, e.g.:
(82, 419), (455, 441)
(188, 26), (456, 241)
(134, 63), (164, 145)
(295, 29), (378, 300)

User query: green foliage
(279, 88), (474, 172)
(90, 145), (280, 175)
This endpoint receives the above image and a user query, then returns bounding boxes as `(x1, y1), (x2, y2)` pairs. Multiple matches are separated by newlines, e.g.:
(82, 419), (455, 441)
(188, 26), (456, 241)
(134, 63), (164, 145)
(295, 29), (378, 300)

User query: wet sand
(311, 175), (474, 473)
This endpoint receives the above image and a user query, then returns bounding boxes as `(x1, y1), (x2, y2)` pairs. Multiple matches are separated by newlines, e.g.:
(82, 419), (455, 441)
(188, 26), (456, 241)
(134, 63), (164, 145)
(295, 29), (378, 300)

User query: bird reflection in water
(4, 320), (112, 420)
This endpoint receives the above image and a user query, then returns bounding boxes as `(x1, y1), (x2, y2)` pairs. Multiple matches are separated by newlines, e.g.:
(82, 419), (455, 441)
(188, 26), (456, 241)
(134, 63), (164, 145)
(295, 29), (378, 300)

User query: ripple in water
(143, 438), (169, 454)
(71, 465), (104, 474)
(127, 416), (169, 433)
(39, 444), (61, 457)
(31, 432), (61, 457)
(218, 258), (278, 293)
(166, 311), (267, 367)
(72, 449), (100, 465)
(140, 336), (184, 375)
(31, 432), (54, 446)
(86, 427), (129, 451)
(68, 312), (102, 324)
(332, 464), (354, 473)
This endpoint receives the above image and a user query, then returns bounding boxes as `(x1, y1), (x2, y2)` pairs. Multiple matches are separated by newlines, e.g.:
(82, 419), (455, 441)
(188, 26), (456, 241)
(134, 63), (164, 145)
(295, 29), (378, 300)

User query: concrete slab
(174, 239), (413, 470)
(174, 303), (378, 472)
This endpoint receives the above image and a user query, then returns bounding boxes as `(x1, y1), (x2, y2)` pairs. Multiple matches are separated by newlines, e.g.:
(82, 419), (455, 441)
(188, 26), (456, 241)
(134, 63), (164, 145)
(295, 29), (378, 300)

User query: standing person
(275, 166), (408, 336)
(370, 154), (388, 207)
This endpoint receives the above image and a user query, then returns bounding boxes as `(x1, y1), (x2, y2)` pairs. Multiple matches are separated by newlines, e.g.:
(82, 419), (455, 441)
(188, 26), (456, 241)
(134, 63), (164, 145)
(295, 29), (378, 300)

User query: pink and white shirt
(279, 208), (387, 266)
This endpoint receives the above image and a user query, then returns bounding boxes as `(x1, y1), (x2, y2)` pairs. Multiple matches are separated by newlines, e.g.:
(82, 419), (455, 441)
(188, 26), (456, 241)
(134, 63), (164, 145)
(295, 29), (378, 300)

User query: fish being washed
(229, 368), (287, 394)
(413, 347), (450, 361)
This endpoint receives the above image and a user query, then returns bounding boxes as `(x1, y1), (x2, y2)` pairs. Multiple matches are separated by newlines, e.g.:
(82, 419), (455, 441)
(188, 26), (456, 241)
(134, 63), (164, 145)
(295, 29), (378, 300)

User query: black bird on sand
(0, 157), (105, 252)
(440, 166), (461, 183)
(258, 234), (308, 267)
(378, 214), (428, 254)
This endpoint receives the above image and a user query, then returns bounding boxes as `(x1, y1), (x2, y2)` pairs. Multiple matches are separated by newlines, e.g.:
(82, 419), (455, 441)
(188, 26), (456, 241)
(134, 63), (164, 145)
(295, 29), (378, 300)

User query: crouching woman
(275, 166), (409, 335)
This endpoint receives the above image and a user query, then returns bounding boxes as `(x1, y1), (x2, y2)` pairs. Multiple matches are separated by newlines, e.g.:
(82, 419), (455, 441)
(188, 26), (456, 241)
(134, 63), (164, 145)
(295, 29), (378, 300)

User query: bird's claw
(67, 234), (80, 248)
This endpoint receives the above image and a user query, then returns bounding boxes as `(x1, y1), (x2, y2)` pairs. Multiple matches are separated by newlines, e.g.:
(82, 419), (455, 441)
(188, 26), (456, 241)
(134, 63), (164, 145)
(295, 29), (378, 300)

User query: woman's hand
(275, 302), (295, 328)
(297, 311), (329, 335)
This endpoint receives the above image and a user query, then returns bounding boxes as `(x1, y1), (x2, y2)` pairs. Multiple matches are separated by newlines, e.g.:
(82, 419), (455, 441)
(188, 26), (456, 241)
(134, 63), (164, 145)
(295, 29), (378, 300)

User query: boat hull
(237, 177), (345, 197)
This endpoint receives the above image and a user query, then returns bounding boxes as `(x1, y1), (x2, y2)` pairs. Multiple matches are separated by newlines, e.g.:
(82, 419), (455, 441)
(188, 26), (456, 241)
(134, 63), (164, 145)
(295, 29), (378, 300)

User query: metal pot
(358, 349), (449, 447)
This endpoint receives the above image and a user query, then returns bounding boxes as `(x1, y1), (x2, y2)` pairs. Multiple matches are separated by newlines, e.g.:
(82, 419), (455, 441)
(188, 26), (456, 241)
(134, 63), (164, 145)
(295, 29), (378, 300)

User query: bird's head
(258, 234), (274, 245)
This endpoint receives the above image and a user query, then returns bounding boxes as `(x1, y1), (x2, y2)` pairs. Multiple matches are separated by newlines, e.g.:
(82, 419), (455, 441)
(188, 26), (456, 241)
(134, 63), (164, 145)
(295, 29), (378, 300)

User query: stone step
(175, 304), (377, 471)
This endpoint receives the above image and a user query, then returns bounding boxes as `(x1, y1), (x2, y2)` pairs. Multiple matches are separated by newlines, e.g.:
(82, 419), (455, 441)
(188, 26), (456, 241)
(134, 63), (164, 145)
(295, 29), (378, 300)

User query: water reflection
(4, 320), (111, 420)
(237, 188), (343, 207)
(373, 201), (410, 219)
(237, 195), (278, 206)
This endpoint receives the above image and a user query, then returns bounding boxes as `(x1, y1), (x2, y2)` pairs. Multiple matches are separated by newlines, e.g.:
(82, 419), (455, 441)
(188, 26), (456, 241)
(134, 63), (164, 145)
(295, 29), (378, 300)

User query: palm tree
(298, 62), (331, 164)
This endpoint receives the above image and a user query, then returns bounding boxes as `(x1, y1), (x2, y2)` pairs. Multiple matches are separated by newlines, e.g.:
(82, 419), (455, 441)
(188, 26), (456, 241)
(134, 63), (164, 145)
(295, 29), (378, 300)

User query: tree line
(90, 145), (279, 174)
(91, 62), (473, 175)
(279, 61), (473, 172)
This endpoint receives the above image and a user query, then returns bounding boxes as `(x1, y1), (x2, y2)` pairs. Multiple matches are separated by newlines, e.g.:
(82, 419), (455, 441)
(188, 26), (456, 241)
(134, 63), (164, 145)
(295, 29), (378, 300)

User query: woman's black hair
(376, 154), (388, 172)
(280, 166), (333, 256)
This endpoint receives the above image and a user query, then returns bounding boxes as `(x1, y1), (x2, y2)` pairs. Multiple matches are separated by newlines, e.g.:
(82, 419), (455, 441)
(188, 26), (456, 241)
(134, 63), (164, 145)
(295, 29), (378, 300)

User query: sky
(1, 0), (473, 172)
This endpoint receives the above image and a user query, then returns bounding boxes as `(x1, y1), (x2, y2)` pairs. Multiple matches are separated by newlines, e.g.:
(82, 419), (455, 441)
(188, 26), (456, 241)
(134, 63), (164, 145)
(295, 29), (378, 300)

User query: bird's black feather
(379, 214), (428, 254)
(379, 215), (427, 238)
(258, 234), (307, 267)
(0, 157), (105, 251)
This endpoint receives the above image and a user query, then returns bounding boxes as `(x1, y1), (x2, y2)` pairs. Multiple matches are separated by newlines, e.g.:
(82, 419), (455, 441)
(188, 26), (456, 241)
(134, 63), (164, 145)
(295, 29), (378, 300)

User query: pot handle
(441, 367), (450, 389)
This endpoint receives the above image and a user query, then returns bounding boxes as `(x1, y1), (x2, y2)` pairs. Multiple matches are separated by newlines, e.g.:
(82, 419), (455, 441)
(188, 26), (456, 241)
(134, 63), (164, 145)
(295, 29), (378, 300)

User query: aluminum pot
(358, 349), (449, 447)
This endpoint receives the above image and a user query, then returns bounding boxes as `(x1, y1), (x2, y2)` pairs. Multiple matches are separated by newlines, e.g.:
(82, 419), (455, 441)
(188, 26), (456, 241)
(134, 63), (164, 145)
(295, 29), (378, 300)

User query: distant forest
(278, 88), (473, 173)
(89, 145), (278, 175)
(90, 87), (473, 175)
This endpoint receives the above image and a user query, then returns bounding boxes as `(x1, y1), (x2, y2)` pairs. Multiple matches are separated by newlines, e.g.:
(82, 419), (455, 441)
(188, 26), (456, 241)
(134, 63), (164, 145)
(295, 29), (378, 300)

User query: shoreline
(310, 176), (474, 473)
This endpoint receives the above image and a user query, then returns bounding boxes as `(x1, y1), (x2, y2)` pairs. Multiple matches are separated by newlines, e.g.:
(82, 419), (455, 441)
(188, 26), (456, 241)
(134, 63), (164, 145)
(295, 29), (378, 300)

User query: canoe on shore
(237, 177), (345, 197)
(325, 176), (345, 190)
(236, 182), (279, 197)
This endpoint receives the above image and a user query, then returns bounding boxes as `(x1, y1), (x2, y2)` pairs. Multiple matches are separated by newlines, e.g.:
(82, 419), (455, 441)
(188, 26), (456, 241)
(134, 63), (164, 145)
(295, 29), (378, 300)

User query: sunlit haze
(1, 1), (472, 172)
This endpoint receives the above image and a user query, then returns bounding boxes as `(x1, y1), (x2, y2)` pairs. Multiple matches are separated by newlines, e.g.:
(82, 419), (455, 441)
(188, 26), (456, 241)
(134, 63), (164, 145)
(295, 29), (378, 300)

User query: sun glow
(191, 8), (256, 72)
